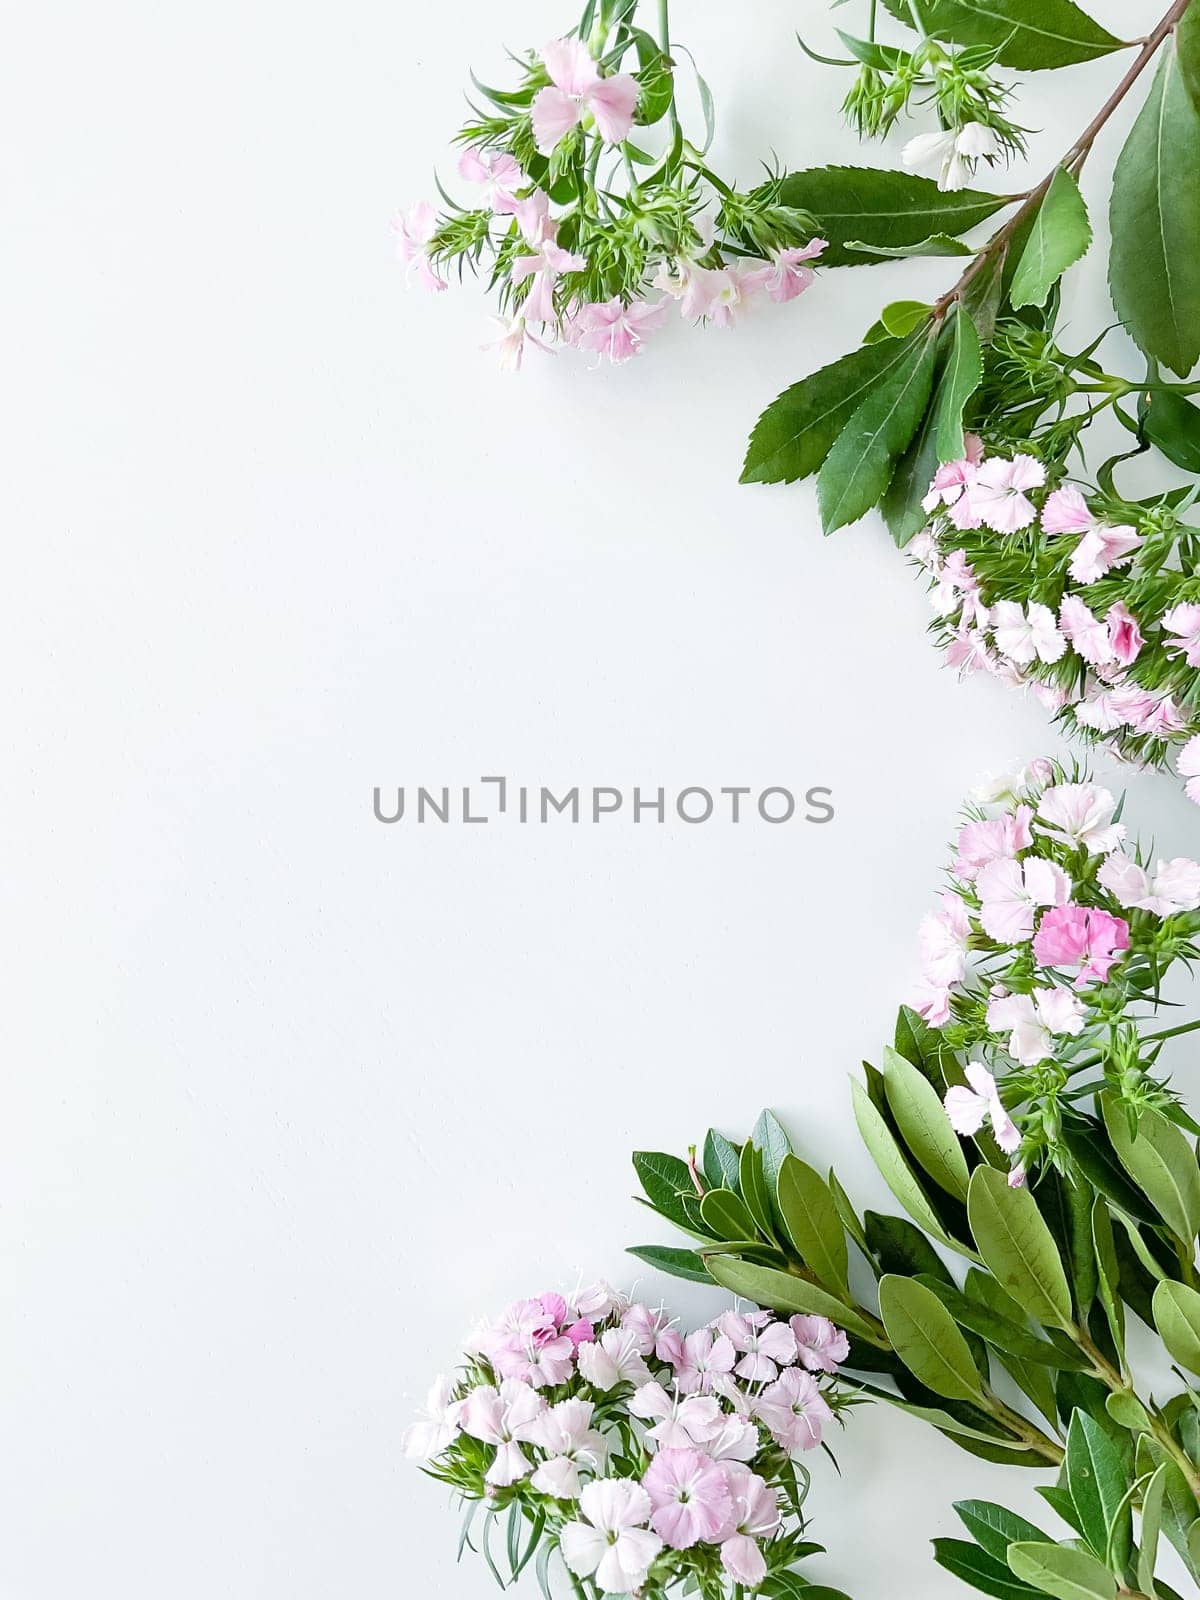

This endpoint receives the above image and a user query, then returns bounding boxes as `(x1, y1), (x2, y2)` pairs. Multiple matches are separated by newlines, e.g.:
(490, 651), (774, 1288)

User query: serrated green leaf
(883, 0), (1124, 68)
(845, 232), (975, 258)
(1102, 1095), (1200, 1245)
(1007, 1543), (1117, 1600)
(933, 305), (983, 461)
(1010, 167), (1092, 310)
(818, 331), (939, 531)
(967, 1166), (1073, 1329)
(883, 1044), (971, 1199)
(1110, 41), (1200, 377)
(777, 1154), (850, 1295)
(741, 337), (915, 485)
(1153, 1279), (1200, 1374)
(773, 166), (1010, 266)
(879, 1274), (985, 1400)
(1142, 387), (1200, 471)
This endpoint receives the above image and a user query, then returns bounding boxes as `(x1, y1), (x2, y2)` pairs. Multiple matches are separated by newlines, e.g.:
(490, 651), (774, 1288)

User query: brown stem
(934, 0), (1193, 318)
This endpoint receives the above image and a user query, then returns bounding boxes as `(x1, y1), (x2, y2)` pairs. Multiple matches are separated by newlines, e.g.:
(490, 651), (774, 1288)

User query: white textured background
(3, 1), (1196, 1595)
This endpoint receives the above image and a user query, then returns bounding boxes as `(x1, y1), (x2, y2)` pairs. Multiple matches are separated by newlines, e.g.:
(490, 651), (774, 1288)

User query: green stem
(1073, 1325), (1200, 1500)
(935, 0), (1193, 318)
(657, 0), (681, 140)
(979, 1389), (1066, 1464)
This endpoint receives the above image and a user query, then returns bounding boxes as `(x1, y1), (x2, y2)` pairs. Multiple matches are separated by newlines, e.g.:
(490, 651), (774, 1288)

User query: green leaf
(817, 331), (939, 531)
(776, 1154), (850, 1295)
(1139, 1463), (1168, 1598)
(739, 1138), (777, 1241)
(1142, 388), (1200, 471)
(1102, 1096), (1200, 1244)
(1064, 1411), (1131, 1569)
(866, 1211), (954, 1281)
(881, 385), (942, 546)
(955, 1501), (1052, 1564)
(1180, 0), (1200, 112)
(883, 1044), (971, 1199)
(967, 1166), (1073, 1329)
(1109, 41), (1200, 377)
(880, 299), (934, 337)
(934, 1539), (1043, 1599)
(1153, 1279), (1200, 1374)
(829, 1168), (871, 1257)
(741, 337), (917, 485)
(632, 1151), (705, 1232)
(879, 1274), (985, 1400)
(774, 166), (1011, 266)
(700, 1187), (761, 1242)
(858, 1383), (1034, 1449)
(626, 1244), (714, 1284)
(703, 1254), (879, 1341)
(1007, 1543), (1117, 1600)
(753, 1109), (792, 1223)
(702, 1129), (742, 1193)
(1010, 167), (1092, 310)
(1091, 1198), (1125, 1366)
(883, 0), (1124, 68)
(852, 1078), (979, 1259)
(917, 1275), (1088, 1368)
(844, 233), (976, 258)
(933, 306), (983, 462)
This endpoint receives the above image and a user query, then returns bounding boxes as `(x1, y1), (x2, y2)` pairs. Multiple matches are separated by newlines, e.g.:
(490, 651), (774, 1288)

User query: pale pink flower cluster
(407, 1284), (847, 1594)
(397, 35), (826, 369)
(913, 450), (1200, 795)
(910, 764), (1200, 1182)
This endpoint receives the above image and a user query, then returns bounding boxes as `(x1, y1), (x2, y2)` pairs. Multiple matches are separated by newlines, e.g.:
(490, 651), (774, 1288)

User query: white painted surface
(3, 2), (1195, 1595)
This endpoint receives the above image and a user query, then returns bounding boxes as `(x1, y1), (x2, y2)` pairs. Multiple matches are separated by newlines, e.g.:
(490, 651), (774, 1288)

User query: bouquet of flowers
(909, 757), (1200, 1178)
(911, 441), (1200, 798)
(404, 1280), (854, 1597)
(395, 0), (827, 368)
(739, 0), (1200, 799)
(628, 761), (1200, 1596)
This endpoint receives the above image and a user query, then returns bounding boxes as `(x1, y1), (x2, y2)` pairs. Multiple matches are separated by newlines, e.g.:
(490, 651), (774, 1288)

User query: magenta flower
(1033, 904), (1130, 985)
(531, 38), (639, 154)
(1106, 601), (1143, 666)
(977, 855), (1072, 944)
(642, 1448), (732, 1549)
(923, 435), (984, 517)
